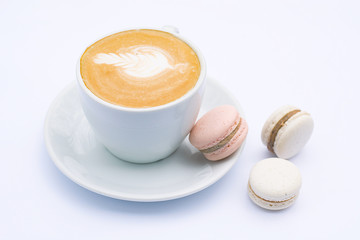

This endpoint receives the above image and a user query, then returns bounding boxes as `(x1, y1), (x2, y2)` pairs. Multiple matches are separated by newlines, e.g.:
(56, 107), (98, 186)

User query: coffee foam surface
(80, 29), (200, 108)
(94, 46), (187, 79)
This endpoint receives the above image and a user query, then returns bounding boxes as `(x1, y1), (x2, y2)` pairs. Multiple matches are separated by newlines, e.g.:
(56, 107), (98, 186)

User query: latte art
(80, 29), (200, 108)
(94, 46), (187, 79)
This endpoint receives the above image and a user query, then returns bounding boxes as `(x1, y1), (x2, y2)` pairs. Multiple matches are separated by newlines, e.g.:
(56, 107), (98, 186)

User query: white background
(1, 0), (360, 239)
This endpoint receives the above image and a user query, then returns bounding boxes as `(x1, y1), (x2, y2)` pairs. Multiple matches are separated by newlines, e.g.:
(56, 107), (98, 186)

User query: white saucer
(44, 77), (246, 202)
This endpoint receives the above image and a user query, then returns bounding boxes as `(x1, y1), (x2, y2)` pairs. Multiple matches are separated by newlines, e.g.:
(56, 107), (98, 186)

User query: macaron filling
(248, 182), (296, 204)
(267, 109), (301, 153)
(200, 119), (242, 154)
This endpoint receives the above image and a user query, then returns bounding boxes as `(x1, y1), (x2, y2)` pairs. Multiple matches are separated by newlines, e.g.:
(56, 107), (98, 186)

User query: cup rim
(76, 27), (207, 113)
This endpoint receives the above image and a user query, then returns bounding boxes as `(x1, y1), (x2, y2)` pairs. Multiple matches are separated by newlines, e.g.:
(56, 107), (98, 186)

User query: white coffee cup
(76, 27), (206, 163)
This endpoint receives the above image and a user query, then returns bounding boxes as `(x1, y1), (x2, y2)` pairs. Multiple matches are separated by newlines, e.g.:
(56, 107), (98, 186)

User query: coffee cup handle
(161, 25), (180, 34)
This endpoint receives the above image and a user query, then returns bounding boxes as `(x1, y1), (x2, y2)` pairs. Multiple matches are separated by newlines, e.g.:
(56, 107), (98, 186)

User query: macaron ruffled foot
(189, 105), (248, 161)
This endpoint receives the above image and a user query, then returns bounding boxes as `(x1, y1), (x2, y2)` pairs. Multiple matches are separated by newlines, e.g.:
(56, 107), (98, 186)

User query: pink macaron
(189, 105), (248, 161)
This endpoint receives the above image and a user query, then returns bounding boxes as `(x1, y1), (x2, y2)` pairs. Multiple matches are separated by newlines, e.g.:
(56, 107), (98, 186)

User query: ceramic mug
(76, 27), (206, 163)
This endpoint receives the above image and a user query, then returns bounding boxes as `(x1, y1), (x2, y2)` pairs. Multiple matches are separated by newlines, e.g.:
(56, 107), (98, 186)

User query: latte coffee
(80, 29), (201, 108)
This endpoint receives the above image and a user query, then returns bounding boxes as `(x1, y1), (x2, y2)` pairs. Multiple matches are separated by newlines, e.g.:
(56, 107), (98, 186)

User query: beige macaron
(248, 158), (302, 210)
(261, 105), (314, 159)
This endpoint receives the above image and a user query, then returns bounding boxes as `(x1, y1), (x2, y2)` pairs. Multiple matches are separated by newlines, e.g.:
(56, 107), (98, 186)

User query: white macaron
(261, 105), (314, 159)
(248, 158), (302, 210)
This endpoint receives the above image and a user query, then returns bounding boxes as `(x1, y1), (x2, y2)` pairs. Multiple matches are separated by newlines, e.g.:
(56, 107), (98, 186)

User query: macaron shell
(204, 118), (248, 161)
(274, 113), (314, 159)
(249, 158), (302, 202)
(261, 105), (298, 146)
(189, 105), (240, 150)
